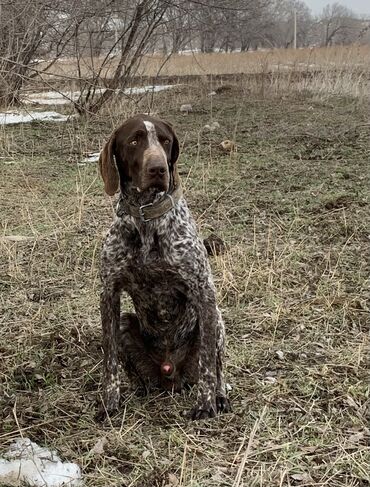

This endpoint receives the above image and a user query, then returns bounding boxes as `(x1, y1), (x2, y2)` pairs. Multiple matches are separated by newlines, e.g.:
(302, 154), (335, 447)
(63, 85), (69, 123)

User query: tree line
(1, 0), (369, 111)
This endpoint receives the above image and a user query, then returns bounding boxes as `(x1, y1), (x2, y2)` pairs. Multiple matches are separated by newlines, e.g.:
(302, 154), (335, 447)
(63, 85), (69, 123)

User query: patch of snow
(0, 438), (82, 487)
(125, 84), (178, 95)
(0, 111), (70, 125)
(178, 49), (201, 55)
(23, 89), (105, 105)
(30, 59), (46, 64)
(80, 152), (100, 163)
(23, 85), (178, 106)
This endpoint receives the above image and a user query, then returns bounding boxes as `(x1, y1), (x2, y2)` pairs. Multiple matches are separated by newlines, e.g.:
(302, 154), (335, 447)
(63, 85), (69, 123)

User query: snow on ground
(0, 84), (178, 126)
(0, 111), (71, 125)
(80, 152), (101, 164)
(0, 438), (82, 487)
(23, 84), (178, 106)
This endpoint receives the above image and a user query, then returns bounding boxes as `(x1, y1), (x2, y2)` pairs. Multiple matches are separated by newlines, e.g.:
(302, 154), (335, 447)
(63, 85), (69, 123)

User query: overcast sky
(304, 0), (370, 16)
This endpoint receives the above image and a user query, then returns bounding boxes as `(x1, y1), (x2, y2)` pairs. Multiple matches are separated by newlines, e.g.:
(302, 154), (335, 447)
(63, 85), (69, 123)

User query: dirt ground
(0, 77), (369, 486)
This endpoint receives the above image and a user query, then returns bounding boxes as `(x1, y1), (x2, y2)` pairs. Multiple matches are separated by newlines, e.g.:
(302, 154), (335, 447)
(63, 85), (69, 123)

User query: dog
(98, 114), (230, 419)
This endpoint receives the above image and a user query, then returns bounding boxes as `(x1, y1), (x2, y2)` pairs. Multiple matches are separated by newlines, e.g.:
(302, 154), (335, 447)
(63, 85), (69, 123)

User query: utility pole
(293, 8), (297, 49)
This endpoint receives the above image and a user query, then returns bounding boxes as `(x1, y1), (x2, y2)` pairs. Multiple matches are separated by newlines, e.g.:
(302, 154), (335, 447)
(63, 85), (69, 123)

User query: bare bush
(0, 0), (77, 106)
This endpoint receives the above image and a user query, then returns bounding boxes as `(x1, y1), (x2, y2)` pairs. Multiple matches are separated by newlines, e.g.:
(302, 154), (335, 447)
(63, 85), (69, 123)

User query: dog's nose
(147, 162), (167, 178)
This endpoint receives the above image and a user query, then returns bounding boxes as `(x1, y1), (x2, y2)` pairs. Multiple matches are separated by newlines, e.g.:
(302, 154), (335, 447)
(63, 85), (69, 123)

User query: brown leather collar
(124, 186), (183, 222)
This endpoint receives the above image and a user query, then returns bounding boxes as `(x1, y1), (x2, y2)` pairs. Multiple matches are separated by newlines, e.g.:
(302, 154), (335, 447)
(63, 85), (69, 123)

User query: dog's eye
(129, 140), (138, 146)
(163, 139), (170, 145)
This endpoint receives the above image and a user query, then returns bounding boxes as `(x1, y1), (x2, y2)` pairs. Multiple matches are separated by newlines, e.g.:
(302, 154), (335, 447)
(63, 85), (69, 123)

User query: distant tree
(268, 0), (313, 48)
(319, 3), (356, 46)
(161, 4), (193, 53)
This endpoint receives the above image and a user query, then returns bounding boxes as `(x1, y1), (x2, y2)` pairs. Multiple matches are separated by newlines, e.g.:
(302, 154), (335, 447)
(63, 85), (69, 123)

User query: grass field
(37, 45), (370, 78)
(0, 68), (370, 486)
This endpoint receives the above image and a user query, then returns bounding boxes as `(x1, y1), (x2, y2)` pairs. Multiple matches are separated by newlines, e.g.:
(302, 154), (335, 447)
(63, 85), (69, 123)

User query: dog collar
(120, 186), (183, 222)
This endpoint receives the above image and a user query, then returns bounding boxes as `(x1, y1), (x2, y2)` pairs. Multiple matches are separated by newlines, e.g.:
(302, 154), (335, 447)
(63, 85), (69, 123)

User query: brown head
(99, 114), (180, 196)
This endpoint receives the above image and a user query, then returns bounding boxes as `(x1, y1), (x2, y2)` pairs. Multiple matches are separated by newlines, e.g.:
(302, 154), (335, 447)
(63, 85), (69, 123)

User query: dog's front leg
(215, 308), (231, 413)
(191, 286), (218, 420)
(99, 286), (121, 415)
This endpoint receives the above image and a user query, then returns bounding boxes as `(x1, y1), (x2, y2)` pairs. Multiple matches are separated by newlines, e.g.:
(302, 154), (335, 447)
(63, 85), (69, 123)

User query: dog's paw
(216, 395), (232, 414)
(190, 402), (217, 420)
(95, 387), (120, 422)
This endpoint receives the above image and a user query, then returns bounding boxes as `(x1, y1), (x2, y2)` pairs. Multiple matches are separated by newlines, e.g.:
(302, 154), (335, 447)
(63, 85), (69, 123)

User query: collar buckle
(139, 202), (153, 222)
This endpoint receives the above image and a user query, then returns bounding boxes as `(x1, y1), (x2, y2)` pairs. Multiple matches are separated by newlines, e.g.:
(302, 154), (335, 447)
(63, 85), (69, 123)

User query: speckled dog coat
(98, 114), (230, 420)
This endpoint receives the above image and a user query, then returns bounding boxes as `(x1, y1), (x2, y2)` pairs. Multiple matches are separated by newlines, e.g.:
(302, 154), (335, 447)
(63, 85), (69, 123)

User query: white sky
(304, 0), (370, 16)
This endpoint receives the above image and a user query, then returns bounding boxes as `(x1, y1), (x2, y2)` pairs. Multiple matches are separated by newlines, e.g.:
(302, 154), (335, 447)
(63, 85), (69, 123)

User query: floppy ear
(163, 121), (180, 189)
(99, 131), (119, 196)
(162, 120), (180, 167)
(170, 129), (180, 168)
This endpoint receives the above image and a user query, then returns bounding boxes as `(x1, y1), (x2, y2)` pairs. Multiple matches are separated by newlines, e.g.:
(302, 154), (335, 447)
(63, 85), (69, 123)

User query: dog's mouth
(123, 185), (166, 209)
(136, 181), (168, 193)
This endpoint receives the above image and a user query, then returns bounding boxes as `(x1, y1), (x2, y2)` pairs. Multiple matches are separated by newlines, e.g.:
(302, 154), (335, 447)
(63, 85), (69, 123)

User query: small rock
(220, 140), (236, 152)
(167, 473), (179, 486)
(347, 431), (365, 444)
(226, 383), (233, 392)
(89, 437), (107, 456)
(265, 370), (277, 377)
(203, 121), (220, 132)
(208, 91), (217, 96)
(290, 472), (312, 482)
(264, 376), (277, 384)
(276, 350), (284, 360)
(300, 353), (307, 359)
(180, 104), (192, 113)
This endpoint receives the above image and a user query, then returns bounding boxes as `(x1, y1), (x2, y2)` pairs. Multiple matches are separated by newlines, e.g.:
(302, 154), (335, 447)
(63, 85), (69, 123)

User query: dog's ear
(162, 121), (180, 188)
(99, 131), (119, 196)
(169, 128), (180, 168)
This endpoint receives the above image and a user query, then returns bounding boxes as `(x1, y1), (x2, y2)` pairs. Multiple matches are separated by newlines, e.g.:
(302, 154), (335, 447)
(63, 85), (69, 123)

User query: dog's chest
(124, 259), (188, 307)
(121, 232), (196, 333)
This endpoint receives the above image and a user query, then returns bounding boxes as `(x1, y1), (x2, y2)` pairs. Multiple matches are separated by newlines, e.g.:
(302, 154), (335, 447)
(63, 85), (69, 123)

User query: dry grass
(0, 71), (369, 486)
(37, 45), (370, 80)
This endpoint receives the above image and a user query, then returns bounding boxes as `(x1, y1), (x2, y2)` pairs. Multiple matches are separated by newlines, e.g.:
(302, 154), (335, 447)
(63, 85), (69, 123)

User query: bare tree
(71, 0), (169, 114)
(319, 3), (356, 46)
(161, 4), (193, 53)
(267, 0), (313, 48)
(0, 0), (77, 106)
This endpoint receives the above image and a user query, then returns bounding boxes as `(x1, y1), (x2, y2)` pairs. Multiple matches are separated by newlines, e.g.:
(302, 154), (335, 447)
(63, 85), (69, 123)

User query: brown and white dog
(98, 114), (230, 420)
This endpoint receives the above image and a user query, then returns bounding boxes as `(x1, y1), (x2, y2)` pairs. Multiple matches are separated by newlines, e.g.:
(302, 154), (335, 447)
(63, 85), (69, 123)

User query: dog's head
(99, 114), (180, 196)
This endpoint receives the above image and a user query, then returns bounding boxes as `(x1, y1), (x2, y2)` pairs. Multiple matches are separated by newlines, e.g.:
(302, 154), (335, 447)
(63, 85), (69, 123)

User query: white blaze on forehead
(143, 120), (166, 158)
(144, 120), (160, 147)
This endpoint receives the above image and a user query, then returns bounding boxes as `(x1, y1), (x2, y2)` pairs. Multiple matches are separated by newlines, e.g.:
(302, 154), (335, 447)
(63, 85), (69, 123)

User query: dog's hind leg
(118, 313), (159, 394)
